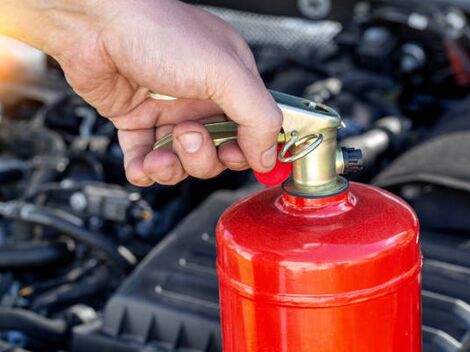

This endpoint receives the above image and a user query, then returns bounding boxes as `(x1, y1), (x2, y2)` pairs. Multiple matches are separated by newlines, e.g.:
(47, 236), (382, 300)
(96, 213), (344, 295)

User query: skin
(0, 0), (282, 186)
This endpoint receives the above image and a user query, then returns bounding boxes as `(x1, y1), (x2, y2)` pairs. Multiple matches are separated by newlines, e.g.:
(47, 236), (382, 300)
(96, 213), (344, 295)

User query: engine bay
(0, 1), (469, 351)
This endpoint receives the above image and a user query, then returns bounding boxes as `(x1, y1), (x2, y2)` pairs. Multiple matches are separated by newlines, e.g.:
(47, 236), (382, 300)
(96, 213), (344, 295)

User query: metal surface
(216, 182), (422, 351)
(278, 131), (323, 163)
(199, 5), (341, 52)
(151, 90), (346, 197)
(152, 121), (242, 150)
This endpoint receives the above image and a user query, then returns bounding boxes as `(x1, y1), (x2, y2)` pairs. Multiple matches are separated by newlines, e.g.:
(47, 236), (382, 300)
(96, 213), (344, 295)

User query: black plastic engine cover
(71, 190), (253, 352)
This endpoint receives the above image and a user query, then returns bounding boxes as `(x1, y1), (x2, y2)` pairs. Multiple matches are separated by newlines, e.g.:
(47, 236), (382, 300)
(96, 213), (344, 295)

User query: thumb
(210, 62), (282, 173)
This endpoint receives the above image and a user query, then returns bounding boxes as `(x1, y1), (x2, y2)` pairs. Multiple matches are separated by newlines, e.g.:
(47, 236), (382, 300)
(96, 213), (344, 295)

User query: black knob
(342, 147), (363, 175)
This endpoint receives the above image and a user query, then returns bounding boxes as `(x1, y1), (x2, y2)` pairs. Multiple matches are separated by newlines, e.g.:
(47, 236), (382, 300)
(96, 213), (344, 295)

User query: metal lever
(152, 120), (324, 164)
(154, 121), (288, 151)
(150, 90), (336, 160)
(153, 121), (240, 151)
(149, 90), (351, 197)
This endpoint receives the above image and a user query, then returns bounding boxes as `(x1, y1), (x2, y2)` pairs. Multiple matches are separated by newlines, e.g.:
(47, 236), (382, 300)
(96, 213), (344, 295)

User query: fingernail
(150, 164), (174, 182)
(261, 144), (277, 170)
(177, 132), (203, 153)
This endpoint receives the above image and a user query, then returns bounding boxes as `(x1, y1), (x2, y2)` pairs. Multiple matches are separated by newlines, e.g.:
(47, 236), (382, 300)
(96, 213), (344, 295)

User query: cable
(0, 202), (136, 272)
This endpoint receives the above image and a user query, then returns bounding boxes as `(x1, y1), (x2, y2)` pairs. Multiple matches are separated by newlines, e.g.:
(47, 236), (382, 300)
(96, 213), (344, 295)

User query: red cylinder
(216, 182), (422, 352)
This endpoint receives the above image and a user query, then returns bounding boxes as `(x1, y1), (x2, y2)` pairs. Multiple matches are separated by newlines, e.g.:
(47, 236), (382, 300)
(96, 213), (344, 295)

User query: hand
(3, 0), (282, 186)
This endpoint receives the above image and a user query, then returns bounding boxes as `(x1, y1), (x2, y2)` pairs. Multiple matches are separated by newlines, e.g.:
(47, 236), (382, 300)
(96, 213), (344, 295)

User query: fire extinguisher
(152, 91), (422, 352)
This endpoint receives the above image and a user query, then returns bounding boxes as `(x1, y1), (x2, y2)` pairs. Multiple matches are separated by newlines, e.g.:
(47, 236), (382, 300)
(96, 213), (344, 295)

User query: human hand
(11, 0), (282, 186)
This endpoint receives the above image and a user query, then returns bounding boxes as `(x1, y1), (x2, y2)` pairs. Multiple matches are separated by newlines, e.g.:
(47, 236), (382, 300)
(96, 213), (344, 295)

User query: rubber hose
(0, 160), (27, 184)
(0, 202), (136, 271)
(31, 266), (109, 312)
(19, 204), (136, 271)
(0, 242), (70, 270)
(0, 308), (67, 342)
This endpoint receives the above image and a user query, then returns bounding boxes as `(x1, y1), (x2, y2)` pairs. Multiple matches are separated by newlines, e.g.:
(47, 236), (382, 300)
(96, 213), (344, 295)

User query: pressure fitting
(340, 147), (363, 175)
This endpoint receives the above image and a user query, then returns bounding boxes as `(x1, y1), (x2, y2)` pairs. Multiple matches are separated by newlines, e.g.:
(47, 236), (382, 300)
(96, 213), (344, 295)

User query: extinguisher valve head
(150, 90), (363, 198)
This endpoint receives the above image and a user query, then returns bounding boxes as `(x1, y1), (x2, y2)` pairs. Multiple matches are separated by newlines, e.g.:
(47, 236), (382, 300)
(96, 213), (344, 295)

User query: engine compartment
(0, 1), (469, 351)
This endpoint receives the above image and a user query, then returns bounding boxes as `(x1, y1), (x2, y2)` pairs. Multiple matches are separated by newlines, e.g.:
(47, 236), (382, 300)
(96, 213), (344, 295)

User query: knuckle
(262, 107), (283, 134)
(233, 44), (257, 73)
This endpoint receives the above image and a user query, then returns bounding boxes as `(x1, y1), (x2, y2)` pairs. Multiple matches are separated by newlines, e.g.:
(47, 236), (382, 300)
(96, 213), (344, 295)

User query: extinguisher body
(216, 182), (422, 352)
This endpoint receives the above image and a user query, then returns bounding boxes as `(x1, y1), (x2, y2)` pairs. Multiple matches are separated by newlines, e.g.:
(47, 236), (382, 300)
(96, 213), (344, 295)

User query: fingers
(118, 129), (155, 187)
(141, 121), (226, 184)
(171, 121), (226, 179)
(210, 61), (282, 173)
(110, 97), (223, 130)
(142, 150), (188, 185)
(118, 127), (189, 186)
(115, 98), (227, 186)
(218, 141), (249, 171)
(120, 123), (226, 185)
(151, 125), (247, 181)
(117, 82), (276, 186)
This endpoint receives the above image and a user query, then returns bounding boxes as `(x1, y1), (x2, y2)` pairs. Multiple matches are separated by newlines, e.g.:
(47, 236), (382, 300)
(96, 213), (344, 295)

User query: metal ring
(278, 131), (323, 163)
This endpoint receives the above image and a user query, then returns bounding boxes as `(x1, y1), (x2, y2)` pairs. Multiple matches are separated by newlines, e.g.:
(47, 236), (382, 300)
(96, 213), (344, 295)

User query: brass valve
(150, 90), (362, 197)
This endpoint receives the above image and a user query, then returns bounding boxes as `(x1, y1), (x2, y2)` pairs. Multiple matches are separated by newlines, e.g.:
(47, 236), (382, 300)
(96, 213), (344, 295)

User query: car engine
(0, 1), (469, 351)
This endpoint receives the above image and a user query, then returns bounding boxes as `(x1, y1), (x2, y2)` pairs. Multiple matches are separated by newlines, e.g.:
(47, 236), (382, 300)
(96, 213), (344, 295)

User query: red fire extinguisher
(152, 91), (422, 352)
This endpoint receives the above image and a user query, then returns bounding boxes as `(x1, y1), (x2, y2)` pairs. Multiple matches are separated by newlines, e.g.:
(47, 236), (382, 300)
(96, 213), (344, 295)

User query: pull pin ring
(278, 131), (323, 163)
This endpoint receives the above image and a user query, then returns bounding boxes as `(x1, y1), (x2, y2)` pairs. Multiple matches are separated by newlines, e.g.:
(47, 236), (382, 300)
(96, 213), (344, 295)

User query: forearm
(0, 0), (109, 55)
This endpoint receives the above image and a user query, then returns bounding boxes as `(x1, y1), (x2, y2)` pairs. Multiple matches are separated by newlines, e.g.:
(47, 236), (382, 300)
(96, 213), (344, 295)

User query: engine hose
(31, 266), (109, 313)
(0, 202), (136, 272)
(0, 242), (70, 270)
(0, 308), (67, 342)
(0, 159), (28, 184)
(340, 116), (411, 168)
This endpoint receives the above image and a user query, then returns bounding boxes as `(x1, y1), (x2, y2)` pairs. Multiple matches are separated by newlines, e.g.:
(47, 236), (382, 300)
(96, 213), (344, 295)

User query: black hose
(24, 259), (99, 297)
(31, 266), (110, 313)
(0, 242), (70, 270)
(0, 159), (28, 184)
(0, 202), (136, 272)
(0, 308), (67, 342)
